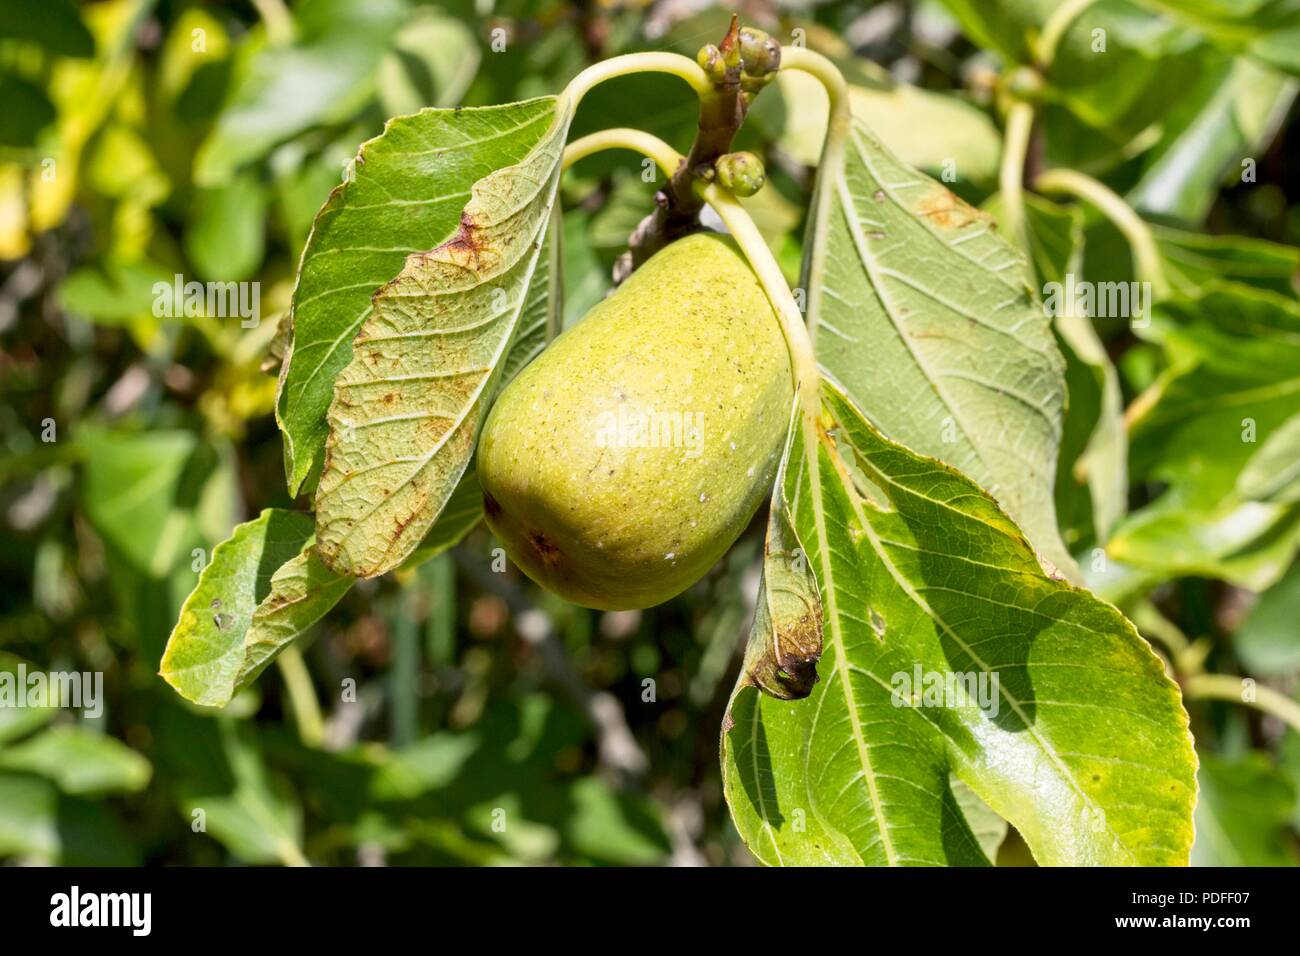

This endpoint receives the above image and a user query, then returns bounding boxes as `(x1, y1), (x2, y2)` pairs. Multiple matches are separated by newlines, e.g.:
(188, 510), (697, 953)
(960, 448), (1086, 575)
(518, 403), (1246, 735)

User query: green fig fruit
(477, 232), (792, 610)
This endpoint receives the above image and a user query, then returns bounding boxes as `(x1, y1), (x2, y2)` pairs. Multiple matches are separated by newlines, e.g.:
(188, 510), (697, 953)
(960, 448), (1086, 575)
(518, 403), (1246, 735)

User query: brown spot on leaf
(764, 605), (823, 700)
(435, 211), (491, 271)
(915, 186), (987, 230)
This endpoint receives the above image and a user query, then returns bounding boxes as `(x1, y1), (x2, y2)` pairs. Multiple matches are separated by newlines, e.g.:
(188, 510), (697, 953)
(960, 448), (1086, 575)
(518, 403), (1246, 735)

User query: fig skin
(477, 232), (792, 610)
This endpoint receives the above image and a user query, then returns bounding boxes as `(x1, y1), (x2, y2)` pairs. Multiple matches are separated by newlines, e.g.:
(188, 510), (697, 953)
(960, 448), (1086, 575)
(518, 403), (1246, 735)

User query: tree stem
(1035, 0), (1101, 68)
(251, 0), (295, 45)
(607, 18), (759, 278)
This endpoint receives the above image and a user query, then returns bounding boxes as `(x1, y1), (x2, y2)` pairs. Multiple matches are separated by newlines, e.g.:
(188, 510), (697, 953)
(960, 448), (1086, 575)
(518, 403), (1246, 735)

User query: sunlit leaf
(312, 102), (568, 577)
(723, 380), (1197, 866)
(160, 509), (315, 706)
(808, 115), (1074, 576)
(276, 97), (560, 495)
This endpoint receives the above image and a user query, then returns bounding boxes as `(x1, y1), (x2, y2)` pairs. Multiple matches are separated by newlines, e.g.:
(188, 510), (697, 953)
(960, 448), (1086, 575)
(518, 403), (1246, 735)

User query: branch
(615, 16), (780, 280)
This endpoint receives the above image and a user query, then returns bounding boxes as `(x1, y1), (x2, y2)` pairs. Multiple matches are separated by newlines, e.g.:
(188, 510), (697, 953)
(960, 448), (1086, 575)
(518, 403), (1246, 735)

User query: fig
(476, 232), (792, 610)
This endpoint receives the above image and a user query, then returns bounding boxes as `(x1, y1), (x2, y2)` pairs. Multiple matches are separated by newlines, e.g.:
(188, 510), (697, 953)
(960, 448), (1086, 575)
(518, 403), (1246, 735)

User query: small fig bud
(696, 43), (726, 83)
(738, 27), (781, 77)
(714, 151), (765, 197)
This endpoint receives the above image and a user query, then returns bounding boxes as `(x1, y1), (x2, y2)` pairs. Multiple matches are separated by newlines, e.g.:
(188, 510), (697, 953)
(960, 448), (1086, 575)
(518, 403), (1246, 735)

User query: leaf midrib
(807, 428), (899, 865)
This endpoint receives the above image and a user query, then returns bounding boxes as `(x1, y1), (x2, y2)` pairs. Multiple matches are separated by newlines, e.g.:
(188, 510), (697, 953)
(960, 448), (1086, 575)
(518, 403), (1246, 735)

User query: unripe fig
(477, 233), (792, 610)
(715, 151), (766, 196)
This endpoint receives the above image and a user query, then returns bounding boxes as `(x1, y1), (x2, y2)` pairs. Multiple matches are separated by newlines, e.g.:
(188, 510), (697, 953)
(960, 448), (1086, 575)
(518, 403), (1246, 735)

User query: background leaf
(193, 0), (407, 186)
(1192, 753), (1297, 866)
(0, 726), (151, 795)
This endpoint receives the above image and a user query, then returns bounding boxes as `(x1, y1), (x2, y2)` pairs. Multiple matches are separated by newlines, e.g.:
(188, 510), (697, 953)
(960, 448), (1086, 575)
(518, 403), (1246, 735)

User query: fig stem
(560, 51), (713, 107)
(698, 182), (821, 428)
(779, 46), (849, 119)
(562, 129), (683, 179)
(1034, 0), (1101, 69)
(1035, 168), (1171, 297)
(276, 644), (323, 748)
(778, 46), (851, 356)
(998, 100), (1035, 257)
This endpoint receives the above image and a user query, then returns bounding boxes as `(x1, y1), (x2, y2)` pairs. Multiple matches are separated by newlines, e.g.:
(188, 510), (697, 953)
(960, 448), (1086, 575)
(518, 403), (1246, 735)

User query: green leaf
(163, 468), (483, 706)
(377, 7), (480, 116)
(79, 427), (239, 578)
(0, 0), (94, 58)
(161, 509), (316, 706)
(275, 96), (560, 496)
(808, 115), (1075, 577)
(58, 260), (174, 324)
(722, 379), (1197, 866)
(185, 171), (268, 282)
(0, 72), (57, 148)
(1192, 753), (1297, 866)
(1235, 560), (1300, 676)
(1128, 57), (1294, 222)
(162, 714), (306, 866)
(0, 772), (136, 865)
(1112, 283), (1300, 588)
(1238, 411), (1300, 503)
(0, 726), (151, 795)
(193, 0), (406, 186)
(1043, 14), (1210, 174)
(1155, 224), (1300, 298)
(1134, 0), (1300, 76)
(232, 536), (354, 696)
(312, 101), (569, 577)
